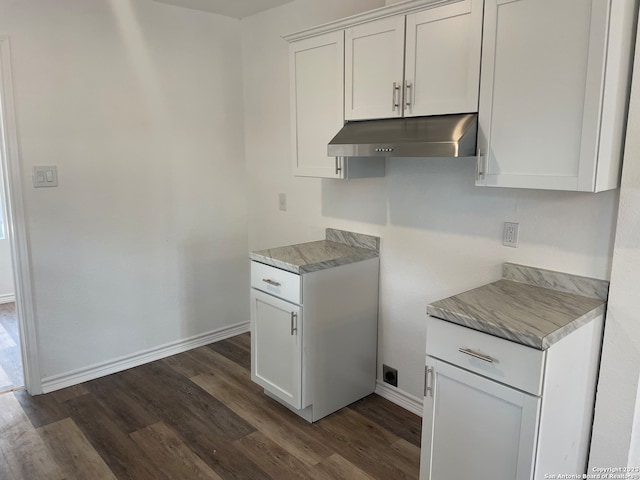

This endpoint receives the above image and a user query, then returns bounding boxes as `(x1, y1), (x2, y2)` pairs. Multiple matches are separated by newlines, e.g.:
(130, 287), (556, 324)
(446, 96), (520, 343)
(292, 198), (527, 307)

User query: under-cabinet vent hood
(327, 113), (477, 158)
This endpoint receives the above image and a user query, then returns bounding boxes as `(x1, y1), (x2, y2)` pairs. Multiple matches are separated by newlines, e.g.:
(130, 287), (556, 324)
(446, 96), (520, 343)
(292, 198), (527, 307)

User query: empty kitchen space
(0, 0), (638, 478)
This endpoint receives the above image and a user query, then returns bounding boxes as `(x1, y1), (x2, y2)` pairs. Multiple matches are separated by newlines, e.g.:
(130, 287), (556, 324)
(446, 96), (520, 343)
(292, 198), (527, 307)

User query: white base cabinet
(420, 315), (604, 480)
(423, 360), (540, 479)
(252, 290), (303, 409)
(250, 259), (379, 422)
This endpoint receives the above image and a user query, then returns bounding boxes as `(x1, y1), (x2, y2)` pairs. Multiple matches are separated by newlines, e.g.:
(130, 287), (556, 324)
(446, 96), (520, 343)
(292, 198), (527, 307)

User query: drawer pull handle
(459, 348), (494, 363)
(262, 278), (281, 287)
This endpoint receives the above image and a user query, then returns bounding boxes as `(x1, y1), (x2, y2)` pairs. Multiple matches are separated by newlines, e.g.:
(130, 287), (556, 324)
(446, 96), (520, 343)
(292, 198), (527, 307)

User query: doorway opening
(0, 107), (22, 395)
(0, 36), (27, 394)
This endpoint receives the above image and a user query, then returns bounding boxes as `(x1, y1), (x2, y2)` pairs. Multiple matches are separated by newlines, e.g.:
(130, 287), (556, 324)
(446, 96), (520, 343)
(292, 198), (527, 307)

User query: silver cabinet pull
(459, 348), (494, 363)
(405, 81), (412, 109)
(476, 150), (485, 181)
(392, 82), (401, 111)
(335, 157), (342, 175)
(262, 278), (281, 287)
(424, 366), (434, 397)
(290, 312), (298, 335)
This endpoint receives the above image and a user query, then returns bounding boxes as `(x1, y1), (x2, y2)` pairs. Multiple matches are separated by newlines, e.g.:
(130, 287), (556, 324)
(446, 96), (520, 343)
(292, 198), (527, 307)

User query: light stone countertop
(427, 263), (609, 350)
(249, 228), (380, 274)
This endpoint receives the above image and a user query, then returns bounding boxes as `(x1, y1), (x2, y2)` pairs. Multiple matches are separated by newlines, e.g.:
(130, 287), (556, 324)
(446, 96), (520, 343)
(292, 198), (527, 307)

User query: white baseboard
(0, 294), (15, 304)
(41, 321), (250, 394)
(375, 380), (423, 417)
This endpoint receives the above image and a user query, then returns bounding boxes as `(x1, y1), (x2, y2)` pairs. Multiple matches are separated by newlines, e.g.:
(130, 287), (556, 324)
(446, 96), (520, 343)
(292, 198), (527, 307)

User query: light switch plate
(33, 166), (58, 188)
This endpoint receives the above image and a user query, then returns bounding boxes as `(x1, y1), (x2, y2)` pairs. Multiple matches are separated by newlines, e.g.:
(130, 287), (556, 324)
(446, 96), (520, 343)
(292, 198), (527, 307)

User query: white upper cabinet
(290, 32), (345, 178)
(290, 32), (386, 179)
(476, 0), (637, 192)
(345, 16), (406, 120)
(404, 0), (483, 117)
(345, 0), (483, 121)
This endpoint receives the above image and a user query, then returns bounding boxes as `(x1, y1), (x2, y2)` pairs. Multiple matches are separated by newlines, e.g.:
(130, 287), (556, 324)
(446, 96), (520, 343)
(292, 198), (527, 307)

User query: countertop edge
(249, 249), (379, 275)
(540, 304), (606, 349)
(249, 253), (302, 274)
(426, 305), (545, 349)
(426, 302), (606, 350)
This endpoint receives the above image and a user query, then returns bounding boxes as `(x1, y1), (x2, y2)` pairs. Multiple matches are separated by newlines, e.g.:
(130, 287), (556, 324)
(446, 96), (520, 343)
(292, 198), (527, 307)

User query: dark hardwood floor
(0, 333), (421, 479)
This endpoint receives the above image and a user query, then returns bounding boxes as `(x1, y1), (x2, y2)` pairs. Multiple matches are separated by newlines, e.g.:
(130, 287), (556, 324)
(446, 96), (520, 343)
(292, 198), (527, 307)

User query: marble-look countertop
(427, 263), (609, 350)
(249, 228), (380, 274)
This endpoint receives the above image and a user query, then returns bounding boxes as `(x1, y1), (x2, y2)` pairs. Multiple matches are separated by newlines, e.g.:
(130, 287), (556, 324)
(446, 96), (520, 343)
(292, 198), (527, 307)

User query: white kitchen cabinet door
(420, 359), (540, 480)
(290, 32), (344, 178)
(404, 0), (482, 117)
(476, 0), (636, 192)
(345, 15), (406, 120)
(251, 289), (302, 410)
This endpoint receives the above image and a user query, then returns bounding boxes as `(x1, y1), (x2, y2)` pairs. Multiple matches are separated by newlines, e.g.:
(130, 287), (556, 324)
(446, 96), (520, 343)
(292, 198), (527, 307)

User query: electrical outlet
(382, 364), (398, 387)
(503, 222), (519, 248)
(278, 193), (287, 212)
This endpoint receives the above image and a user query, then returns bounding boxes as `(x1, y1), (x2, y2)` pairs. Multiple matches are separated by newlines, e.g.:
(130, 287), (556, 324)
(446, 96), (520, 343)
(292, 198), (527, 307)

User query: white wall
(242, 0), (619, 401)
(0, 0), (249, 383)
(589, 25), (640, 467)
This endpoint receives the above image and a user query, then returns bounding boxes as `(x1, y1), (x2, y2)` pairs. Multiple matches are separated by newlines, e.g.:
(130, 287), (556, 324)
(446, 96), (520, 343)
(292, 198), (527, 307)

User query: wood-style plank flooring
(0, 333), (422, 479)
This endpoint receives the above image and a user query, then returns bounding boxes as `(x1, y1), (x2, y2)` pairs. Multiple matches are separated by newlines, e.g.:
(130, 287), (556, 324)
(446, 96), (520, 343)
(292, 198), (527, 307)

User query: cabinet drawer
(426, 316), (545, 396)
(251, 262), (301, 304)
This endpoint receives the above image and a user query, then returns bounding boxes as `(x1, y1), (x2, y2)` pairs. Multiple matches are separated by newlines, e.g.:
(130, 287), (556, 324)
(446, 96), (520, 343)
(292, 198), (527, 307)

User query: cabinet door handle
(290, 312), (298, 335)
(476, 150), (485, 181)
(335, 157), (342, 175)
(459, 348), (494, 363)
(392, 82), (401, 111)
(262, 278), (281, 287)
(424, 366), (434, 397)
(404, 81), (412, 109)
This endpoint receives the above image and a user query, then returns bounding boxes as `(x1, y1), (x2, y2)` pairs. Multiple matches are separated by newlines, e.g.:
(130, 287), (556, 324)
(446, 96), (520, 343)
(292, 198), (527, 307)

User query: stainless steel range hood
(327, 113), (477, 158)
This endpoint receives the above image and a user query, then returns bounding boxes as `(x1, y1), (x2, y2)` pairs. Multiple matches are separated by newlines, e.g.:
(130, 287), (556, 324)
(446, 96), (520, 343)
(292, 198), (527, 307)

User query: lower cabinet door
(250, 289), (302, 409)
(420, 358), (540, 480)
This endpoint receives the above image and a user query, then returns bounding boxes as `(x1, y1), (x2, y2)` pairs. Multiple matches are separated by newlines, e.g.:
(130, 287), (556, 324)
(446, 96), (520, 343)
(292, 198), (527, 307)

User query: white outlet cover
(278, 193), (287, 211)
(503, 222), (519, 248)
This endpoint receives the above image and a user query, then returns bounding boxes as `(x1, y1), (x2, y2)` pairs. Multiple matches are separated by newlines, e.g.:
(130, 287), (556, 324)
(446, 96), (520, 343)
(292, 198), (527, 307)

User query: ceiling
(152, 0), (296, 19)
